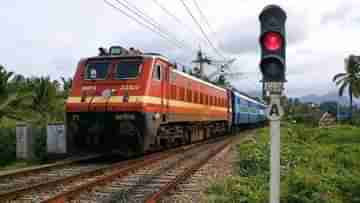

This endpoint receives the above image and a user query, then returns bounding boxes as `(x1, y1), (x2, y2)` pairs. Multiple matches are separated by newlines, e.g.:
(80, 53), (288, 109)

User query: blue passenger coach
(231, 89), (267, 129)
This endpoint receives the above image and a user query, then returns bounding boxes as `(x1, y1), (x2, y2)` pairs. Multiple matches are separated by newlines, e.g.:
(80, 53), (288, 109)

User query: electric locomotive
(65, 46), (231, 155)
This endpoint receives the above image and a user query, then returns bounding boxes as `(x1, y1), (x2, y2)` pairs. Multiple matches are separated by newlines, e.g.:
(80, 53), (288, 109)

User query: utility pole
(192, 49), (211, 78)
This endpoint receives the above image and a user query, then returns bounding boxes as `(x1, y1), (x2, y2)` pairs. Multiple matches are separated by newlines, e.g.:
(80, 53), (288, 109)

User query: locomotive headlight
(153, 112), (161, 120)
(102, 89), (112, 99)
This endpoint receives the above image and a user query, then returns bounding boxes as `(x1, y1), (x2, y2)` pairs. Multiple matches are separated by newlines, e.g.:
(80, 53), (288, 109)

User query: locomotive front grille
(66, 112), (146, 155)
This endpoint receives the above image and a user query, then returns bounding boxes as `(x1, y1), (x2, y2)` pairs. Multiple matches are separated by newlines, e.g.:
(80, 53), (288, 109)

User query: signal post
(259, 5), (287, 203)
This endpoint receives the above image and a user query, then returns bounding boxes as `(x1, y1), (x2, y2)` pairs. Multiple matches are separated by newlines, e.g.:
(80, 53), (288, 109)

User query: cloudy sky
(1, 0), (360, 97)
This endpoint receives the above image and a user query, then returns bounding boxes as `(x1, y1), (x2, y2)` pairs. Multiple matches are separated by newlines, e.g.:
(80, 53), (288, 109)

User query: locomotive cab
(66, 47), (161, 155)
(65, 46), (231, 157)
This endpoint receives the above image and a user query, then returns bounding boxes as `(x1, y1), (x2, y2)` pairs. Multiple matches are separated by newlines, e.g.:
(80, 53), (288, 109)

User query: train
(65, 46), (267, 155)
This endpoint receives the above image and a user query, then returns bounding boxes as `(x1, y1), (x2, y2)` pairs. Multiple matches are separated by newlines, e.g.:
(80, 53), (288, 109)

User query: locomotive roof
(87, 54), (227, 92)
(88, 53), (168, 59)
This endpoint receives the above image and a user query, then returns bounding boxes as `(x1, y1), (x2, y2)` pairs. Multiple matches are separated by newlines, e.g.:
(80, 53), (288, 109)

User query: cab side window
(153, 64), (162, 80)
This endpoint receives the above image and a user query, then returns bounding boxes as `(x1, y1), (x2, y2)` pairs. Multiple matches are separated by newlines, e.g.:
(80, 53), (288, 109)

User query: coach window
(239, 99), (242, 109)
(179, 87), (185, 101)
(187, 89), (192, 102)
(153, 64), (162, 80)
(194, 91), (198, 103)
(171, 85), (177, 99)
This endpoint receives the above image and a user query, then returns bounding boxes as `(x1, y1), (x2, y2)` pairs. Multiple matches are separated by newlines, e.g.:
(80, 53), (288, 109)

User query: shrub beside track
(206, 124), (360, 203)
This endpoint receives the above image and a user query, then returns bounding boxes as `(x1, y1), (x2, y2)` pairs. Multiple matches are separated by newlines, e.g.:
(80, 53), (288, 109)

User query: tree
(0, 65), (33, 122)
(320, 101), (338, 115)
(333, 55), (360, 119)
(61, 77), (72, 98)
(215, 75), (230, 87)
(28, 77), (63, 123)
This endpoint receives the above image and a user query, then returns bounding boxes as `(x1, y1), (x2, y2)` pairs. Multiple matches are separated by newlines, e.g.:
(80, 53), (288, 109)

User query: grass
(206, 124), (360, 203)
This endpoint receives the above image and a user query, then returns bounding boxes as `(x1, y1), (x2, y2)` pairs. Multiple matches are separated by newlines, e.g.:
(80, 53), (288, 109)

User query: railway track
(0, 154), (113, 201)
(0, 136), (235, 203)
(41, 136), (234, 203)
(0, 154), (102, 179)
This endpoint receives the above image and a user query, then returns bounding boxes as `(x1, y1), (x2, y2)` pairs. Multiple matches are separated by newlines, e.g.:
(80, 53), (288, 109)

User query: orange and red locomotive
(66, 46), (231, 155)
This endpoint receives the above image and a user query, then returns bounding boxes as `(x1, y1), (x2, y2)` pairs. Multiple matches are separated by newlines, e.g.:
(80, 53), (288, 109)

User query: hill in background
(300, 91), (360, 106)
(247, 90), (360, 106)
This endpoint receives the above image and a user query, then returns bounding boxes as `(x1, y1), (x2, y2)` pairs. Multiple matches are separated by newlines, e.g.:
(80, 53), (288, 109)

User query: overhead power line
(117, 0), (191, 50)
(179, 0), (226, 60)
(152, 0), (184, 26)
(192, 0), (214, 34)
(103, 0), (190, 51)
(151, 0), (208, 47)
(191, 0), (227, 60)
(191, 0), (220, 44)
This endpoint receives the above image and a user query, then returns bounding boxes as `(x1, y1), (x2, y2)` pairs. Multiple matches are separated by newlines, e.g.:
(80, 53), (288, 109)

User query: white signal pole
(269, 94), (281, 203)
(265, 83), (284, 203)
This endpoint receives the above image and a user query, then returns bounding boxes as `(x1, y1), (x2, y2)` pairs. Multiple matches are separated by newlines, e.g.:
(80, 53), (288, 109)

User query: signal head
(260, 57), (285, 82)
(259, 5), (287, 83)
(261, 32), (283, 51)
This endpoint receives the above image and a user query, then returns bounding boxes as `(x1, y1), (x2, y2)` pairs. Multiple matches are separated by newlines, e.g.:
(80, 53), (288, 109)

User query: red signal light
(262, 32), (283, 51)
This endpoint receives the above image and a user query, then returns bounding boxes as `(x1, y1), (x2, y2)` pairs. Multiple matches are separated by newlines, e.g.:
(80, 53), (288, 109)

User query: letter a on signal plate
(266, 102), (284, 120)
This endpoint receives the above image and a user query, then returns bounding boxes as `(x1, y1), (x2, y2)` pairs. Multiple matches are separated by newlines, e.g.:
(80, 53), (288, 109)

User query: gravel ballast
(160, 132), (254, 203)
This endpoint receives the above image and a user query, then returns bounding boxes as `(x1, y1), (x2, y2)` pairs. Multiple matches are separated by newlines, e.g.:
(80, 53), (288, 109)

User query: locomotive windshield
(85, 62), (110, 80)
(115, 61), (142, 79)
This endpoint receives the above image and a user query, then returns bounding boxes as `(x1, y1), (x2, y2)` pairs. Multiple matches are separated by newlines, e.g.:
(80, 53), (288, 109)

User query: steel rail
(145, 138), (233, 203)
(0, 154), (102, 179)
(0, 149), (180, 202)
(40, 139), (216, 203)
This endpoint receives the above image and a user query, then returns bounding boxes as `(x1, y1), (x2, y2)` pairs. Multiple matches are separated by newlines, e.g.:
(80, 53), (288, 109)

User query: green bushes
(0, 65), (69, 168)
(206, 125), (360, 203)
(32, 126), (48, 163)
(0, 128), (16, 166)
(0, 125), (48, 168)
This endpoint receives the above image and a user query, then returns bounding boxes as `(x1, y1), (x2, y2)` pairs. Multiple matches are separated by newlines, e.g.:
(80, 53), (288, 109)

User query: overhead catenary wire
(103, 0), (189, 51)
(151, 0), (185, 28)
(151, 0), (209, 48)
(117, 0), (192, 51)
(179, 0), (226, 60)
(191, 0), (222, 48)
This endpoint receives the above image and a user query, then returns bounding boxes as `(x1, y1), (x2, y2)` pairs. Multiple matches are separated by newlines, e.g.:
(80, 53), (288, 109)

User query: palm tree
(333, 55), (360, 119)
(28, 77), (62, 123)
(0, 65), (33, 122)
